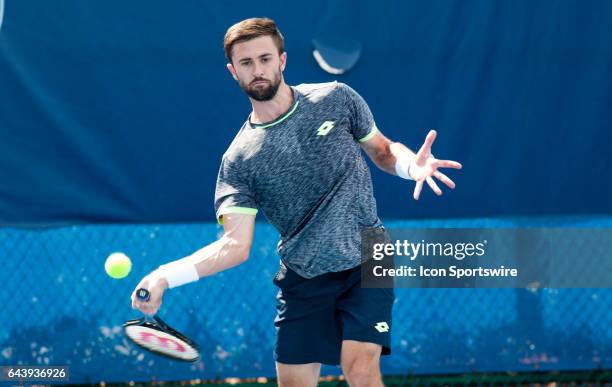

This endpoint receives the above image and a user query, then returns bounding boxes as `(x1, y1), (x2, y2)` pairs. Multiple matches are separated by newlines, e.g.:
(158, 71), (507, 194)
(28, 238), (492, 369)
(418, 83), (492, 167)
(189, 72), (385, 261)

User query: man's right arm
(192, 213), (255, 277)
(131, 213), (255, 315)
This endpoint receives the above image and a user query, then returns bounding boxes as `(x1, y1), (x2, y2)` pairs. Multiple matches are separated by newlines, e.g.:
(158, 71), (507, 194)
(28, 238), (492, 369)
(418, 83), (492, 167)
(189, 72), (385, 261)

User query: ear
(227, 62), (238, 81)
(279, 52), (287, 72)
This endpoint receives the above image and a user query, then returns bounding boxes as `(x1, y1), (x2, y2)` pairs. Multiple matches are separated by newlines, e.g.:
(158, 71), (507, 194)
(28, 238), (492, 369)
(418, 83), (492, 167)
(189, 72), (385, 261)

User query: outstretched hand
(409, 130), (462, 200)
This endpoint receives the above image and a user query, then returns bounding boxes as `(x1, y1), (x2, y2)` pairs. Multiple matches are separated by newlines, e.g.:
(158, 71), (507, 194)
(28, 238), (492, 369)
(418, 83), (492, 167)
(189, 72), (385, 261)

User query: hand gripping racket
(123, 288), (200, 362)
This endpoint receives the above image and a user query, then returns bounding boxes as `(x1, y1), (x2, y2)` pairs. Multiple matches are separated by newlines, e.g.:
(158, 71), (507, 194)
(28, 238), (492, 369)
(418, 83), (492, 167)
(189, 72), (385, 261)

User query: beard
(239, 69), (282, 101)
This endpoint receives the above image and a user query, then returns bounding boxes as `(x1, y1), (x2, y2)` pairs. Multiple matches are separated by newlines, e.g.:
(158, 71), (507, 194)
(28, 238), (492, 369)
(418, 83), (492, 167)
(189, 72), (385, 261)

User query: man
(132, 18), (461, 387)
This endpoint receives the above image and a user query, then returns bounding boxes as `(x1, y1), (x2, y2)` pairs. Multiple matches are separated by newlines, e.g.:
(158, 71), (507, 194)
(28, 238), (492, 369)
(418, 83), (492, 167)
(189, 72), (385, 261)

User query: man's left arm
(360, 129), (462, 200)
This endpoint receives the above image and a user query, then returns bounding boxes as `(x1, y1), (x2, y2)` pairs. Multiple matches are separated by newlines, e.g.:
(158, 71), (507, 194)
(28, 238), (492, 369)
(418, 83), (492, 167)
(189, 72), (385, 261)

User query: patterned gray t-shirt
(214, 81), (383, 278)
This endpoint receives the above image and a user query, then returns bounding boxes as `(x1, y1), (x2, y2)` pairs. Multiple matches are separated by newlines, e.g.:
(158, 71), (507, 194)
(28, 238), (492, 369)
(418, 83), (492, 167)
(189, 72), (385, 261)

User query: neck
(250, 82), (293, 124)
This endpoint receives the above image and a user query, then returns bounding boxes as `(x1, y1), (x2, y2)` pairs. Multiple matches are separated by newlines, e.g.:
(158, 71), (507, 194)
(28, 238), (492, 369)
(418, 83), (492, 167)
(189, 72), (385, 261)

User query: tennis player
(132, 18), (461, 387)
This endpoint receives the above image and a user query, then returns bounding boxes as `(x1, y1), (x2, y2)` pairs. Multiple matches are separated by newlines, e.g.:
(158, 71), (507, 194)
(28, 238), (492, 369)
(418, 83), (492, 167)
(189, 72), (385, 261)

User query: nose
(252, 62), (264, 78)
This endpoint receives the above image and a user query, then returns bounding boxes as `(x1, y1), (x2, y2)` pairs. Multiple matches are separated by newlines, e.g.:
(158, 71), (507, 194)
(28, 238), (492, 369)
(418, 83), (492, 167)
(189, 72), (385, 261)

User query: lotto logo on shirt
(316, 121), (335, 136)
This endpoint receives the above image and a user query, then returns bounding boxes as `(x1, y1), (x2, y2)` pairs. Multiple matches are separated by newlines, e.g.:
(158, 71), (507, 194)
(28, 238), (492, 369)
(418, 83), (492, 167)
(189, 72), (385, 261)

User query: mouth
(251, 80), (269, 86)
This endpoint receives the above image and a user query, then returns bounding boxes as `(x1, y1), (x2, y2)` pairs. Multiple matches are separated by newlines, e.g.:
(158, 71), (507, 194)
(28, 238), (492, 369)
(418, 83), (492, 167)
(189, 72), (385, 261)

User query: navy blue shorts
(273, 263), (394, 365)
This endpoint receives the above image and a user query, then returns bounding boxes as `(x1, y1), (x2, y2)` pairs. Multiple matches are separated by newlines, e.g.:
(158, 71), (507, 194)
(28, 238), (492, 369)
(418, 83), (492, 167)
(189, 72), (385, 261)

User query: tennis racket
(123, 288), (200, 362)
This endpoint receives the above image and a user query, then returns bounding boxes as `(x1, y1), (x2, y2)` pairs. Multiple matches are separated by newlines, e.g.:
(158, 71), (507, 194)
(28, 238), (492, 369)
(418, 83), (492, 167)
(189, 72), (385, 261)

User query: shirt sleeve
(214, 157), (258, 224)
(338, 82), (378, 142)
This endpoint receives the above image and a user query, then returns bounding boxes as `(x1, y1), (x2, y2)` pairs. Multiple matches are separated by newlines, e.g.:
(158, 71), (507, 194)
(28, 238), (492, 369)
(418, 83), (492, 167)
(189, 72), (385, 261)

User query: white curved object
(312, 38), (362, 75)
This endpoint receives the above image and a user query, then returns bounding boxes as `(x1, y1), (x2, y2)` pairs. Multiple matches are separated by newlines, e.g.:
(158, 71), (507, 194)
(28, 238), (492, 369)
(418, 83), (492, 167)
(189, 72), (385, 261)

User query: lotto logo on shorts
(374, 322), (389, 333)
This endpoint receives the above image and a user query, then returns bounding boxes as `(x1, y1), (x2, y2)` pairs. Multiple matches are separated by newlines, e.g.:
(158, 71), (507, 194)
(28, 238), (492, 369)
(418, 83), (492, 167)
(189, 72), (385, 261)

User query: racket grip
(136, 288), (150, 302)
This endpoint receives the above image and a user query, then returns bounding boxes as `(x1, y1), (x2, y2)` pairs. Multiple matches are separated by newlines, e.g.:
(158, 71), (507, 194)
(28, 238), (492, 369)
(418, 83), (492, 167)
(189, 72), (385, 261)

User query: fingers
(130, 278), (160, 315)
(412, 172), (456, 199)
(131, 291), (161, 315)
(138, 301), (160, 316)
(433, 171), (455, 189)
(410, 130), (461, 199)
(422, 129), (437, 152)
(433, 159), (462, 169)
(426, 177), (442, 196)
(131, 282), (146, 309)
(416, 130), (437, 161)
(413, 180), (423, 200)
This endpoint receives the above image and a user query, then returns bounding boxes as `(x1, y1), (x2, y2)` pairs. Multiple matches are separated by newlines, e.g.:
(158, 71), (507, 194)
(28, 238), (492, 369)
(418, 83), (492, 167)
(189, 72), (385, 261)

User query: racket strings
(134, 337), (196, 357)
(125, 325), (199, 361)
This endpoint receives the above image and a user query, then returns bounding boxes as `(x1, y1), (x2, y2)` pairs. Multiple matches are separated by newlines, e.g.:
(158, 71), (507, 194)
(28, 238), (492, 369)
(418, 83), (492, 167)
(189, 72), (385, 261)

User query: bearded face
(229, 36), (287, 102)
(238, 67), (282, 101)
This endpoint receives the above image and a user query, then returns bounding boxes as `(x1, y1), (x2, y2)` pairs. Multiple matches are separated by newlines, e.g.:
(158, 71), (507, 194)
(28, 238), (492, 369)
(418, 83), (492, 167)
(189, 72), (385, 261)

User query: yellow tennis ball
(105, 252), (132, 279)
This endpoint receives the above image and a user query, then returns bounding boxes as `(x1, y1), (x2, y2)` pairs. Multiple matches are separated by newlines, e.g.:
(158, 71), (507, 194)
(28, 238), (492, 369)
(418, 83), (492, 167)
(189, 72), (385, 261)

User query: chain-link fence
(0, 217), (611, 383)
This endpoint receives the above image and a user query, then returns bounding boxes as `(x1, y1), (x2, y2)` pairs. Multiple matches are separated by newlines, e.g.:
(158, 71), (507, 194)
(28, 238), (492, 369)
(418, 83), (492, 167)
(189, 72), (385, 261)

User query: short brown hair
(223, 18), (285, 62)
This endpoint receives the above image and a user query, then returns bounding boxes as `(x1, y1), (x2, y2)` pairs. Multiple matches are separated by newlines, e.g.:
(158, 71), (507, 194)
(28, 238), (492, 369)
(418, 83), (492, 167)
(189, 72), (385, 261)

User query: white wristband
(395, 155), (414, 180)
(157, 263), (199, 289)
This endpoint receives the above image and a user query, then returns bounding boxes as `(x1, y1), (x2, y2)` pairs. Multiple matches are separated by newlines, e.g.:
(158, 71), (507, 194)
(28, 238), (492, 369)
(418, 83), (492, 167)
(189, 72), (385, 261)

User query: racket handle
(136, 288), (150, 302)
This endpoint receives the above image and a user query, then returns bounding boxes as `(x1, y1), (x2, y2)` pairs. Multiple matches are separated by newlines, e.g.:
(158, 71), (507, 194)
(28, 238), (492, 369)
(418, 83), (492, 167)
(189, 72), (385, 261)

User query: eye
(261, 57), (269, 63)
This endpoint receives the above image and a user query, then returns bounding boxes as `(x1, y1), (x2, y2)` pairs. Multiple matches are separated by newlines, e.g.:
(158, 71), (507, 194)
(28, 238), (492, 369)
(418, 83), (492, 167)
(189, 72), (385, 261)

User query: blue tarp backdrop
(1, 0), (612, 383)
(1, 0), (611, 226)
